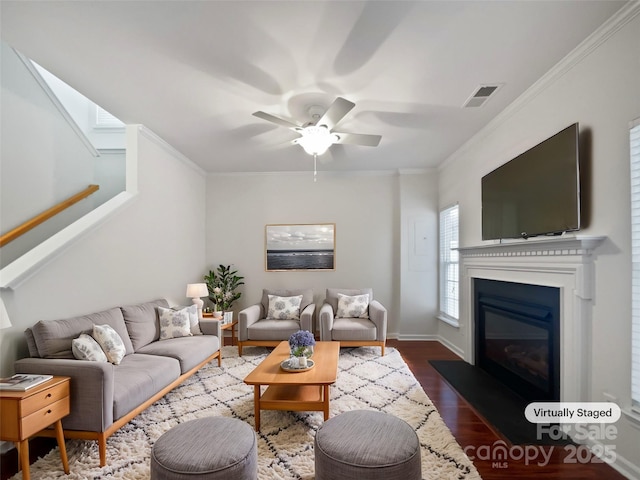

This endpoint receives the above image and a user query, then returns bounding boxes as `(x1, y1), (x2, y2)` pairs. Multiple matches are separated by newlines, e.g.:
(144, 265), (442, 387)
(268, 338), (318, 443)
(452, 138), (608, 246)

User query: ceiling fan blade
(334, 132), (382, 147)
(253, 111), (301, 130)
(317, 97), (355, 130)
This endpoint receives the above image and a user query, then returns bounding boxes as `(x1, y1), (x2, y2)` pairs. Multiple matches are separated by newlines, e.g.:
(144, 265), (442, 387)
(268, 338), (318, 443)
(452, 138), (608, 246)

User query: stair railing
(0, 184), (99, 247)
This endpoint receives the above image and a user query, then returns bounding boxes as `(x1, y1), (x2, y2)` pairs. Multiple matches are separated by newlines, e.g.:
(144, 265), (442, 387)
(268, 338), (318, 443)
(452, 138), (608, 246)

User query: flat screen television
(481, 123), (580, 240)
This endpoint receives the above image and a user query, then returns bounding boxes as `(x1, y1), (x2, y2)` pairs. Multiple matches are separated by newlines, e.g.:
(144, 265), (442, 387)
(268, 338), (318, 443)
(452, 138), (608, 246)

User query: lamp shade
(186, 283), (208, 298)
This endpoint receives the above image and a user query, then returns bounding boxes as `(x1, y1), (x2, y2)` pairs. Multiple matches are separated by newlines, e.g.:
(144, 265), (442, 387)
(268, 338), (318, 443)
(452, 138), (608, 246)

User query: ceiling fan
(253, 97), (381, 180)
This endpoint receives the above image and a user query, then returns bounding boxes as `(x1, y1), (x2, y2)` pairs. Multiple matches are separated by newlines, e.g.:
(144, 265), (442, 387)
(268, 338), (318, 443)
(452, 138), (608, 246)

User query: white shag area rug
(15, 346), (481, 480)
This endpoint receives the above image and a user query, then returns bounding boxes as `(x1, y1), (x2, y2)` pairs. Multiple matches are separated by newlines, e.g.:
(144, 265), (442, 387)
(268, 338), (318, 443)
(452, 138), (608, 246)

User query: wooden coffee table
(243, 341), (340, 431)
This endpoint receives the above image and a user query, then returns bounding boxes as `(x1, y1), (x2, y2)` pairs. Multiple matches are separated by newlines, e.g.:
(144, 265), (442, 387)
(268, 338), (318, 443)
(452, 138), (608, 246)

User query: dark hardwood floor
(1, 339), (628, 479)
(389, 340), (627, 480)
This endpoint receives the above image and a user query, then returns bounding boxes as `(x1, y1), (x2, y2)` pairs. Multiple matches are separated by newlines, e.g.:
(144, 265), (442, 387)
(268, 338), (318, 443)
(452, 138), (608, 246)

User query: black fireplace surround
(474, 278), (560, 402)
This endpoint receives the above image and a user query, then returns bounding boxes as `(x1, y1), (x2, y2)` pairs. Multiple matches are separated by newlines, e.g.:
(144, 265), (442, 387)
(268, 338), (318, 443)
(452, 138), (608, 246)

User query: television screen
(481, 123), (580, 240)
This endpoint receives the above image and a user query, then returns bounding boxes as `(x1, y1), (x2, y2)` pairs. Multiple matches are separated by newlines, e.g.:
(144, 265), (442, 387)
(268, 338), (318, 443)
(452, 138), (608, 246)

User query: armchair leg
(238, 342), (243, 357)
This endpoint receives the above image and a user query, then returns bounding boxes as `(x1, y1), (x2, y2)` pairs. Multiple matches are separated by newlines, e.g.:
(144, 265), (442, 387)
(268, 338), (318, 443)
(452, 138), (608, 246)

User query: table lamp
(186, 283), (209, 318)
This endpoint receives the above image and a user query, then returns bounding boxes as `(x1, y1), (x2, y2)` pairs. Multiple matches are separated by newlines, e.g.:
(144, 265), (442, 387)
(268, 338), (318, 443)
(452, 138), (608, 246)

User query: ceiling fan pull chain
(314, 154), (317, 182)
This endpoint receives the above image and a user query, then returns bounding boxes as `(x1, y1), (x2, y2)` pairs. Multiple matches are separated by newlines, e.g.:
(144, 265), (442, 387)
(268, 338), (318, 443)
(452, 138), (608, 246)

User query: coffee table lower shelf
(253, 384), (330, 431)
(258, 384), (329, 413)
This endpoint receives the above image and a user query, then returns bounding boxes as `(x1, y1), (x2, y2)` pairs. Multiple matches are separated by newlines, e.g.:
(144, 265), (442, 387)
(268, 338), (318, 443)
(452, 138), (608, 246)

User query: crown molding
(439, 1), (640, 171)
(207, 169), (398, 178)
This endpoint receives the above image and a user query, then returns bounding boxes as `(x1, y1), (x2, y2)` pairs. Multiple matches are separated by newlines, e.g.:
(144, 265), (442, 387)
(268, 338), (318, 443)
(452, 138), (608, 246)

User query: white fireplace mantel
(457, 235), (606, 403)
(457, 235), (606, 258)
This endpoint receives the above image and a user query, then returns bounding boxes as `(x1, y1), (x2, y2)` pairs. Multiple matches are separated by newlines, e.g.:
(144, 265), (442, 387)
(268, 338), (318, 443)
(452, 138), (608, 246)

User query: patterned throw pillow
(337, 293), (370, 319)
(267, 295), (303, 320)
(93, 324), (127, 364)
(72, 333), (108, 362)
(173, 305), (202, 335)
(158, 306), (193, 340)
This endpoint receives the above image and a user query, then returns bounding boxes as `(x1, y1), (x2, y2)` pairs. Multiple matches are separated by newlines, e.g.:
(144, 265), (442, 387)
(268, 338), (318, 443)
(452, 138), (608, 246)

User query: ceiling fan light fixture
(296, 125), (338, 156)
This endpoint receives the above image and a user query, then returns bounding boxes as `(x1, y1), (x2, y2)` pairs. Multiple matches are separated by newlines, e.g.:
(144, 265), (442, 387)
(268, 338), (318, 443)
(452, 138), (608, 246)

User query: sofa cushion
(31, 307), (133, 358)
(112, 353), (181, 421)
(24, 328), (40, 358)
(136, 335), (220, 373)
(158, 306), (193, 340)
(173, 304), (202, 335)
(326, 288), (373, 314)
(93, 324), (127, 365)
(72, 334), (108, 362)
(330, 318), (377, 341)
(261, 289), (313, 317)
(247, 319), (301, 341)
(267, 295), (303, 320)
(337, 293), (370, 319)
(121, 299), (169, 351)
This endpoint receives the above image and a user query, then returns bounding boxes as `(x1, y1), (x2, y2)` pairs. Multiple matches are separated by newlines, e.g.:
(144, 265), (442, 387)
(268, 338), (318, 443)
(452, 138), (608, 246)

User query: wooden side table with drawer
(0, 376), (71, 480)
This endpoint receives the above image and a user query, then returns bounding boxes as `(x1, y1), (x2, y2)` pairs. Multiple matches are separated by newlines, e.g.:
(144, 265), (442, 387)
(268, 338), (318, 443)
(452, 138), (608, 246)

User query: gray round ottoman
(150, 417), (257, 480)
(314, 410), (421, 480)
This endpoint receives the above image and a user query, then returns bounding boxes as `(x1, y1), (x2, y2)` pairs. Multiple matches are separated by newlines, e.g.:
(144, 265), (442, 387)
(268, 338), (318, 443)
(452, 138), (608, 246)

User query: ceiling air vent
(463, 84), (502, 108)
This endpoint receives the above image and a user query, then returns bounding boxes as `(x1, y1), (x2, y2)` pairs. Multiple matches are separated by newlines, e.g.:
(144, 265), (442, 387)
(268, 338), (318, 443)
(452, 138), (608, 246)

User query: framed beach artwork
(265, 224), (335, 271)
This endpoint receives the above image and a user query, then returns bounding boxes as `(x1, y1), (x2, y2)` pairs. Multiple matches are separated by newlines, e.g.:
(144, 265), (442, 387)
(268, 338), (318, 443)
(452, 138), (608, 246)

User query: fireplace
(457, 236), (605, 403)
(474, 278), (560, 402)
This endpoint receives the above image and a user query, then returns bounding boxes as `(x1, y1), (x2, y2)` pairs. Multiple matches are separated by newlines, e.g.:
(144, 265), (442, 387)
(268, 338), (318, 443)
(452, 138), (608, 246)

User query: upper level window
(439, 204), (459, 327)
(95, 106), (124, 129)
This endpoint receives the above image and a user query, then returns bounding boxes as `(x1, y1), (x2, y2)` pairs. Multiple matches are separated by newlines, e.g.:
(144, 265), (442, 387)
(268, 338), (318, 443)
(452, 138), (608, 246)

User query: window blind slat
(630, 121), (640, 408)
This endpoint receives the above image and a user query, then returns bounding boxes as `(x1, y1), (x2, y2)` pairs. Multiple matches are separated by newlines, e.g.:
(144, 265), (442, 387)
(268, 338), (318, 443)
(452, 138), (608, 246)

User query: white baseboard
(436, 335), (465, 359)
(395, 334), (439, 341)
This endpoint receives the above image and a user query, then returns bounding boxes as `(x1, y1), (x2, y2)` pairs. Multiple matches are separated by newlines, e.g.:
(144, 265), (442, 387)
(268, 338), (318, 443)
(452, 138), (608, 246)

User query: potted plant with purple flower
(289, 330), (315, 367)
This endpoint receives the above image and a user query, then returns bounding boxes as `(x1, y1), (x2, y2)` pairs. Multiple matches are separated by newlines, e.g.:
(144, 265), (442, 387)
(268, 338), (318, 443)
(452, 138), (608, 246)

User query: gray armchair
(318, 288), (387, 355)
(238, 288), (315, 356)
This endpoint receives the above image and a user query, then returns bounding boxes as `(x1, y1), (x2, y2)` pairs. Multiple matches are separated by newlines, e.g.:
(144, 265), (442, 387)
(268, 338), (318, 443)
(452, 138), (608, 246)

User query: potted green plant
(204, 265), (244, 323)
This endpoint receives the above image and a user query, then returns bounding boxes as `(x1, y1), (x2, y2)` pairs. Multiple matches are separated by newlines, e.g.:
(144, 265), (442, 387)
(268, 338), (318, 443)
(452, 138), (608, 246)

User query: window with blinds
(439, 204), (459, 325)
(631, 119), (640, 412)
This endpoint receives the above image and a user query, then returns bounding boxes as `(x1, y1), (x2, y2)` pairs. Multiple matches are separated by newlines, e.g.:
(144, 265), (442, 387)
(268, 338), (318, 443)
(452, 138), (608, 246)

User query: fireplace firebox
(474, 278), (560, 402)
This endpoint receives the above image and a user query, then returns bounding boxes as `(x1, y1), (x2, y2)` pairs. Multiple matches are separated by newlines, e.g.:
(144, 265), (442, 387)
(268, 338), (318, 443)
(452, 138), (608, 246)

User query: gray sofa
(14, 299), (222, 467)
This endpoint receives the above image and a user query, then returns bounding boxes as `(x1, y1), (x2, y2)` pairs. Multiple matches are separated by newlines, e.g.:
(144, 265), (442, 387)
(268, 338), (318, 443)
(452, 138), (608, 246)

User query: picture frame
(265, 223), (335, 271)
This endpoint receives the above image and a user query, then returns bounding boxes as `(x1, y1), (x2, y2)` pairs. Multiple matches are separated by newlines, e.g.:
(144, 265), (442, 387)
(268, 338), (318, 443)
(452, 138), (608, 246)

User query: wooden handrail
(0, 184), (99, 248)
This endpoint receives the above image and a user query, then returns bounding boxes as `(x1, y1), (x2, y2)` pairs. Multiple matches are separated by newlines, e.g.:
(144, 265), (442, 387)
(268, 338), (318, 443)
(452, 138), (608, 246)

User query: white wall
(399, 171), (440, 338)
(437, 10), (640, 477)
(0, 127), (206, 376)
(204, 170), (439, 338)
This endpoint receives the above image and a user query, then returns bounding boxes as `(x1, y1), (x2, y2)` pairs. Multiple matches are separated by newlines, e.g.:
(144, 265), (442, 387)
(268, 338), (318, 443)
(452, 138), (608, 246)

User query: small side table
(0, 376), (71, 480)
(203, 314), (238, 346)
(221, 320), (238, 346)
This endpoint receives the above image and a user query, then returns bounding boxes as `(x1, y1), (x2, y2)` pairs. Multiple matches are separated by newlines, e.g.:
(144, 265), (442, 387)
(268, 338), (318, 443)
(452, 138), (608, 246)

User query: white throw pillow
(267, 295), (303, 320)
(93, 324), (127, 364)
(158, 306), (193, 340)
(72, 333), (108, 362)
(173, 304), (202, 335)
(337, 293), (370, 319)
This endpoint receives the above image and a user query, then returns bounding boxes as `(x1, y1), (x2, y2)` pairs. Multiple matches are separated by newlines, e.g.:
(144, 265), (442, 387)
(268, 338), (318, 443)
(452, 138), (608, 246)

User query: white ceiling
(0, 1), (627, 173)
